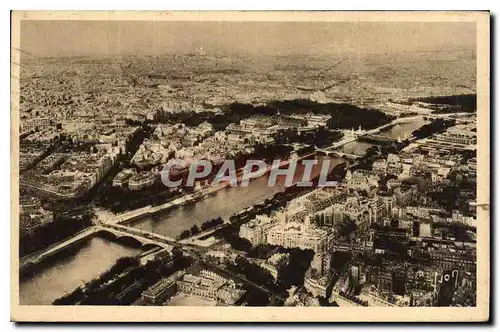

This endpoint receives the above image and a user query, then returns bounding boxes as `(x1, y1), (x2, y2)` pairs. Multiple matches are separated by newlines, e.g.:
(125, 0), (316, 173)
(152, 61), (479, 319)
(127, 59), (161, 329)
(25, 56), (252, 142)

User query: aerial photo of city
(16, 19), (478, 308)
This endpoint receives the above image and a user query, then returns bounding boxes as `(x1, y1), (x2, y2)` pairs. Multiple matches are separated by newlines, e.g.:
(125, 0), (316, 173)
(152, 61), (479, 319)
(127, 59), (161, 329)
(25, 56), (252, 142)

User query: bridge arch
(142, 243), (161, 251)
(317, 150), (341, 157)
(330, 152), (343, 158)
(95, 229), (146, 248)
(116, 235), (144, 248)
(95, 229), (119, 241)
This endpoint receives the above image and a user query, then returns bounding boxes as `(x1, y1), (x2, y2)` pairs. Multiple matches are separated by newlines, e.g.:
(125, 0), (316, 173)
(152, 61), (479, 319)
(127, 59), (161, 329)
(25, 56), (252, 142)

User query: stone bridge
(315, 149), (362, 159)
(20, 223), (177, 270)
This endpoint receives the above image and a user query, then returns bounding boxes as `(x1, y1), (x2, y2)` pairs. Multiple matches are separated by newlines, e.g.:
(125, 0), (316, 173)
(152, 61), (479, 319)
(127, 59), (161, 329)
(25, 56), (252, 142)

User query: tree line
(53, 248), (190, 305)
(178, 217), (224, 240)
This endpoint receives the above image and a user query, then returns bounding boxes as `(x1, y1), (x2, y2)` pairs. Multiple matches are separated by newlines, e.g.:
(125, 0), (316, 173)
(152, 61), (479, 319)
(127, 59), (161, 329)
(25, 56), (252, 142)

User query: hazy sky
(20, 21), (476, 57)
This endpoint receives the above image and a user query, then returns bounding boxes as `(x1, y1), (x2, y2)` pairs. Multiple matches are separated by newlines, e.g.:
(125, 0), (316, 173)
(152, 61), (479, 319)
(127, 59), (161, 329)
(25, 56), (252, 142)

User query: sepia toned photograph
(10, 11), (490, 322)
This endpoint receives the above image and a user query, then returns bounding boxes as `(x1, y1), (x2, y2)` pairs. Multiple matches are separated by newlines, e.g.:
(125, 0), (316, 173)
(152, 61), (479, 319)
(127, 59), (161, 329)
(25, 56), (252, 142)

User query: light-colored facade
(239, 215), (276, 246)
(435, 126), (477, 145)
(267, 217), (333, 253)
(176, 270), (246, 305)
(141, 271), (185, 305)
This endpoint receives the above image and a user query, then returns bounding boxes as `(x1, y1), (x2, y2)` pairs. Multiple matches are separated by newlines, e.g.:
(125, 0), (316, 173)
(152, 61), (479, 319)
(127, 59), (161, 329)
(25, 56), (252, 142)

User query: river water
(19, 154), (342, 305)
(381, 117), (429, 138)
(341, 117), (429, 155)
(19, 237), (141, 305)
(129, 154), (344, 238)
(19, 117), (429, 305)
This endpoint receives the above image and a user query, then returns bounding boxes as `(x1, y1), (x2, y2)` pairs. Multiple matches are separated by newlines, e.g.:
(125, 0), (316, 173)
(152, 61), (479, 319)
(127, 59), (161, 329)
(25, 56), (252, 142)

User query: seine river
(18, 117), (428, 305)
(129, 154), (344, 238)
(341, 116), (429, 155)
(382, 117), (428, 138)
(19, 237), (142, 305)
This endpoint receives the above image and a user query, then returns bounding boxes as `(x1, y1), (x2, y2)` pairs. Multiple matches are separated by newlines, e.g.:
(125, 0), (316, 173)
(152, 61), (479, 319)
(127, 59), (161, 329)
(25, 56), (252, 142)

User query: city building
(176, 270), (246, 305)
(303, 269), (331, 298)
(345, 170), (379, 192)
(435, 125), (477, 145)
(112, 168), (137, 187)
(128, 170), (159, 191)
(267, 216), (334, 252)
(239, 215), (276, 246)
(141, 270), (185, 305)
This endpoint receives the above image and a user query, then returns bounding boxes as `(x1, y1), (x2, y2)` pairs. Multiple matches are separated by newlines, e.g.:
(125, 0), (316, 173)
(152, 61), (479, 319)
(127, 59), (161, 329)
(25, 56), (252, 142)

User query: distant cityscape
(17, 24), (478, 308)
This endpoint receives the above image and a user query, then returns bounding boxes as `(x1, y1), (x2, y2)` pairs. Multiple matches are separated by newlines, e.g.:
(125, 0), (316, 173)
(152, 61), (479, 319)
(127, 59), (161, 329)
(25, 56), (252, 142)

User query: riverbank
(17, 114), (448, 305)
(127, 153), (343, 239)
(95, 149), (319, 227)
(52, 247), (190, 306)
(94, 115), (422, 230)
(19, 236), (143, 305)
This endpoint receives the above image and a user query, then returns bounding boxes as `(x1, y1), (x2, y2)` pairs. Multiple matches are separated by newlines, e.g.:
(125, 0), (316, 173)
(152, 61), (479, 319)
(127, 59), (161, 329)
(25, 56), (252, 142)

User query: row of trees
(154, 99), (395, 133)
(412, 119), (456, 139)
(53, 256), (140, 305)
(334, 218), (358, 238)
(267, 99), (396, 130)
(227, 256), (276, 290)
(355, 141), (407, 171)
(54, 248), (190, 305)
(217, 224), (253, 252)
(275, 248), (315, 293)
(246, 244), (279, 260)
(178, 217), (224, 240)
(408, 94), (476, 113)
(226, 246), (314, 297)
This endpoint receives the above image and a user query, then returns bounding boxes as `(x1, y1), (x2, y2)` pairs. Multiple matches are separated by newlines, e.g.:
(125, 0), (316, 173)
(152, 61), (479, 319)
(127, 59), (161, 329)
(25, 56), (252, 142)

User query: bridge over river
(315, 116), (422, 157)
(20, 223), (177, 270)
(315, 148), (362, 159)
